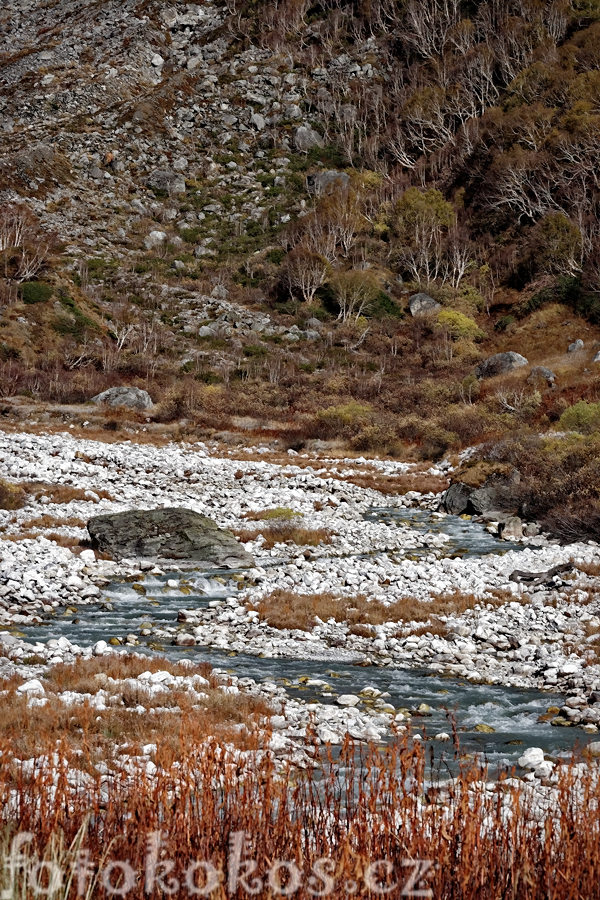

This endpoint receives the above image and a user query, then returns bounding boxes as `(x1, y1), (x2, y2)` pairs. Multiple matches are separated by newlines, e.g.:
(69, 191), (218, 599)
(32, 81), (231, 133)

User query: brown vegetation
(235, 524), (333, 549)
(247, 588), (514, 632)
(2, 735), (600, 899)
(0, 657), (272, 759)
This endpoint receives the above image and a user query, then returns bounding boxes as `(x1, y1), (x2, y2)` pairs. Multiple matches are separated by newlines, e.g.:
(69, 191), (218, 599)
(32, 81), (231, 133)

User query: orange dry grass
(2, 737), (600, 899)
(342, 471), (449, 495)
(249, 589), (516, 632)
(22, 482), (113, 503)
(0, 657), (272, 759)
(236, 524), (333, 549)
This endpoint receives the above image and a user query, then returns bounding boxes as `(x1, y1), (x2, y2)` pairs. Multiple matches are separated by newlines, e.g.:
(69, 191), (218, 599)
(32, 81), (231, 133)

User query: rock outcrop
(91, 387), (154, 411)
(87, 508), (255, 568)
(408, 293), (441, 317)
(475, 352), (529, 379)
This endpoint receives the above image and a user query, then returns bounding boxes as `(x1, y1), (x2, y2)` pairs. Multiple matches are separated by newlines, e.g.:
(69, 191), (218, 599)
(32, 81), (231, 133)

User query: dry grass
(249, 588), (519, 632)
(2, 735), (600, 899)
(576, 561), (600, 578)
(342, 471), (449, 496)
(22, 482), (113, 503)
(19, 515), (87, 530)
(236, 524), (334, 549)
(0, 657), (273, 759)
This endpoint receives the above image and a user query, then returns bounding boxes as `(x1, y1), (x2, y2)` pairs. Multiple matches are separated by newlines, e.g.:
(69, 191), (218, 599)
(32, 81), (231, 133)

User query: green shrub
(252, 507), (301, 521)
(437, 309), (483, 340)
(243, 344), (267, 358)
(20, 281), (53, 304)
(316, 401), (373, 437)
(494, 315), (515, 332)
(368, 291), (404, 319)
(558, 401), (600, 434)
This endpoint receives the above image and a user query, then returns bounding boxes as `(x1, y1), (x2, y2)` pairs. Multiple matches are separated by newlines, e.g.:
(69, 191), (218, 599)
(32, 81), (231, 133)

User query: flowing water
(21, 508), (591, 770)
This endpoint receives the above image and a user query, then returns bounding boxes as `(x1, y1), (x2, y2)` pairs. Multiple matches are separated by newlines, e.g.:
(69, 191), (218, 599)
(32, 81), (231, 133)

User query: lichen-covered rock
(408, 293), (441, 317)
(475, 352), (528, 379)
(87, 507), (255, 568)
(91, 386), (154, 411)
(294, 125), (323, 152)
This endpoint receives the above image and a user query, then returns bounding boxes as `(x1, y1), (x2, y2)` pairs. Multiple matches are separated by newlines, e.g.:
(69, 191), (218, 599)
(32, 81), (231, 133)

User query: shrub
(243, 507), (301, 521)
(0, 478), (26, 510)
(316, 401), (373, 438)
(558, 401), (600, 434)
(437, 309), (483, 340)
(20, 281), (53, 304)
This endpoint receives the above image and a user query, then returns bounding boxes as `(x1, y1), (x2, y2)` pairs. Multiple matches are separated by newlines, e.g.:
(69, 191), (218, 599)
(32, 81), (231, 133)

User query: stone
(442, 482), (473, 515)
(518, 747), (545, 769)
(593, 351), (600, 364)
(586, 741), (600, 757)
(473, 723), (495, 733)
(87, 508), (255, 568)
(147, 169), (186, 195)
(499, 516), (523, 540)
(475, 352), (529, 379)
(144, 230), (167, 249)
(306, 170), (350, 196)
(294, 126), (323, 152)
(17, 679), (45, 696)
(337, 694), (360, 707)
(568, 339), (584, 353)
(408, 293), (441, 317)
(151, 53), (165, 68)
(93, 640), (109, 656)
(527, 366), (556, 386)
(318, 724), (342, 743)
(250, 112), (266, 130)
(91, 387), (154, 411)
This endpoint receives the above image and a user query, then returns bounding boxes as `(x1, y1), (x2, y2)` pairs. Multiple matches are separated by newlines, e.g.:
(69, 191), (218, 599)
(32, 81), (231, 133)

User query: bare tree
(0, 203), (53, 283)
(285, 245), (329, 304)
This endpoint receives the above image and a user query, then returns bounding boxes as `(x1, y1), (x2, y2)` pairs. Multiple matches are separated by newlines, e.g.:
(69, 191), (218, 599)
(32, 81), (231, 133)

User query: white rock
(337, 694), (360, 707)
(518, 747), (545, 769)
(17, 679), (45, 696)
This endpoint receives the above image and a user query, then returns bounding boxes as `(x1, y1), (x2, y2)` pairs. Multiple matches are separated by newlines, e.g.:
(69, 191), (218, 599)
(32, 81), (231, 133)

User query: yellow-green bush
(558, 401), (600, 434)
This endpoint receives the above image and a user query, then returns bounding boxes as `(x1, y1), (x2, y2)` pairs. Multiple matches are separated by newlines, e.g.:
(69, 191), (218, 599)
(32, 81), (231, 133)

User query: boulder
(250, 112), (266, 130)
(443, 468), (521, 516)
(469, 470), (520, 515)
(408, 292), (441, 317)
(593, 351), (600, 364)
(442, 482), (473, 515)
(518, 747), (545, 769)
(144, 230), (167, 249)
(527, 366), (556, 386)
(306, 170), (350, 196)
(499, 516), (523, 540)
(294, 126), (323, 152)
(568, 339), (584, 353)
(475, 352), (528, 379)
(87, 507), (255, 568)
(91, 386), (154, 411)
(147, 168), (186, 195)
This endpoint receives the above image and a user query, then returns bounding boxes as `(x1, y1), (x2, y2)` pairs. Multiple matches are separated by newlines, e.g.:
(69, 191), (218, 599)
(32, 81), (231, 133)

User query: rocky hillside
(1, 0), (600, 477)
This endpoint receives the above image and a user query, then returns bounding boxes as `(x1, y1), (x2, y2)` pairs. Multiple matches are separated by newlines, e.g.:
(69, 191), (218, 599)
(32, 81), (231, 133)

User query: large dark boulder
(88, 508), (255, 569)
(443, 482), (473, 515)
(475, 352), (528, 379)
(442, 467), (521, 516)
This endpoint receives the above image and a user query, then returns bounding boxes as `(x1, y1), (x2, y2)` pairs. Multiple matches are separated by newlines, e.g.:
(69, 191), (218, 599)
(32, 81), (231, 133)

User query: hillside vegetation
(0, 0), (599, 462)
